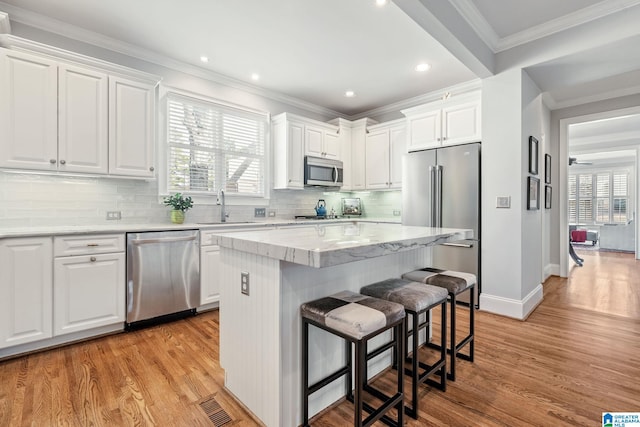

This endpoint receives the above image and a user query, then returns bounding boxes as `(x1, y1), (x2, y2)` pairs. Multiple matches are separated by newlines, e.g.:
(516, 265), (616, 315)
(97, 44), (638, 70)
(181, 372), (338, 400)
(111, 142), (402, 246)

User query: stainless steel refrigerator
(402, 142), (480, 305)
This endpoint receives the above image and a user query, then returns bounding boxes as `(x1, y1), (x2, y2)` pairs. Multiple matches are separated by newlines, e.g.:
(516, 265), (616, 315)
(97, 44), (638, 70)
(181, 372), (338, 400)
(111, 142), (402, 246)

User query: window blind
(569, 169), (629, 224)
(166, 93), (267, 197)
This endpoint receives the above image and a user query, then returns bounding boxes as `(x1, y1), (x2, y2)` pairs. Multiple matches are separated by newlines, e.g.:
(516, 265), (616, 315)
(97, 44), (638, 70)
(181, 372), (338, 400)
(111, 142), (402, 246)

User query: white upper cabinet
(0, 49), (58, 171)
(0, 42), (159, 178)
(365, 120), (406, 190)
(304, 123), (340, 160)
(58, 64), (109, 174)
(273, 114), (305, 189)
(403, 94), (481, 151)
(108, 76), (156, 177)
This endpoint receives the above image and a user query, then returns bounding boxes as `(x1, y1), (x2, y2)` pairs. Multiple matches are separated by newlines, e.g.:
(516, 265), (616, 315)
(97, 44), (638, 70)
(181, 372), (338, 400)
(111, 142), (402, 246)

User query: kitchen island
(214, 222), (472, 427)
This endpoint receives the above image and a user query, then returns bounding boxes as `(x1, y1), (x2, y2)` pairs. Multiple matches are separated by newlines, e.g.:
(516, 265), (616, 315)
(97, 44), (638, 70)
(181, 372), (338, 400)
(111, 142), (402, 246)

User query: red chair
(571, 229), (587, 243)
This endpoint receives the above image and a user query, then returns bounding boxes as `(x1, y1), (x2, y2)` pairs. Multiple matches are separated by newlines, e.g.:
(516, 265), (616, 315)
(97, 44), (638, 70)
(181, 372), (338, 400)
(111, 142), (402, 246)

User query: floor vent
(199, 395), (233, 426)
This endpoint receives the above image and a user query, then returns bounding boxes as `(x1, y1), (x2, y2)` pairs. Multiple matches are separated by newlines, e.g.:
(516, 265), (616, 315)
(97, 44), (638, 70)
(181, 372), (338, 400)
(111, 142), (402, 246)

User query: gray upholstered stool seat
(301, 290), (405, 427)
(402, 268), (476, 381)
(360, 279), (448, 419)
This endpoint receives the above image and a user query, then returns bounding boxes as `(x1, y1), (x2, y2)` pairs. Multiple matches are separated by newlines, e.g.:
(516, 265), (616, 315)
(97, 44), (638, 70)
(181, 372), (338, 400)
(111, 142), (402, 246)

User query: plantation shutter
(595, 173), (610, 223)
(166, 93), (267, 196)
(568, 174), (577, 223)
(612, 172), (628, 223)
(577, 174), (593, 223)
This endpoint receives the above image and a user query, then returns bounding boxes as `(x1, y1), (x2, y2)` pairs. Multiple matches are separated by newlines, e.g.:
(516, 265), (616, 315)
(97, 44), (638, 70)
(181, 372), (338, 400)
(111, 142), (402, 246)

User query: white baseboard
(545, 263), (560, 279)
(479, 284), (544, 320)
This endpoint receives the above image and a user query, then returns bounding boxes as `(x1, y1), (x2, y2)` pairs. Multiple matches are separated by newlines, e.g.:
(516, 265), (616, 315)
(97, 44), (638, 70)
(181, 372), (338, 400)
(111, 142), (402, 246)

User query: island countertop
(213, 222), (472, 268)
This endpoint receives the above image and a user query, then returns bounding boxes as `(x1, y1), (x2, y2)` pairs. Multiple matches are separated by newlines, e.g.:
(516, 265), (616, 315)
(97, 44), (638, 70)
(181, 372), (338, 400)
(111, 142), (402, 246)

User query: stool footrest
(308, 366), (350, 395)
(361, 392), (404, 427)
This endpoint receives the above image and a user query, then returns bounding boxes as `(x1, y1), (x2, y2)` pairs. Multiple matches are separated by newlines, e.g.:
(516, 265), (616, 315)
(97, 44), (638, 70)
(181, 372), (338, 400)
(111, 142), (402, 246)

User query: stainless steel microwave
(304, 156), (343, 187)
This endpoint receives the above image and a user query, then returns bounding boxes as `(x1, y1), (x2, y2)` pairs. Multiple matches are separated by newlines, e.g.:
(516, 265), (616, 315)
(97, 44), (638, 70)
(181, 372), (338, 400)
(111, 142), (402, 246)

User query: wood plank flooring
(1, 249), (638, 426)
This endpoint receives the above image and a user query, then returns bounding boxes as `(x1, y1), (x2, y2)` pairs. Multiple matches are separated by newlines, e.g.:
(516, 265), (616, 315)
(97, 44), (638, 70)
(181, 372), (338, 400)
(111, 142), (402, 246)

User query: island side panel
(219, 248), (281, 427)
(279, 247), (431, 427)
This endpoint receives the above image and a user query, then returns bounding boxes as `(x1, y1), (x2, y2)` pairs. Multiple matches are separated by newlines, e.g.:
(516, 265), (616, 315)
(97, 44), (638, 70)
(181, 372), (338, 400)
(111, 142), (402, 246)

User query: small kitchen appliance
(314, 199), (327, 216)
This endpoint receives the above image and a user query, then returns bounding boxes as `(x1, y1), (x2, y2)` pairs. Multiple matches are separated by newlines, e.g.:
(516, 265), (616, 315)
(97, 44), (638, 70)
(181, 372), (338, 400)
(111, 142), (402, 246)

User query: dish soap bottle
(329, 207), (335, 219)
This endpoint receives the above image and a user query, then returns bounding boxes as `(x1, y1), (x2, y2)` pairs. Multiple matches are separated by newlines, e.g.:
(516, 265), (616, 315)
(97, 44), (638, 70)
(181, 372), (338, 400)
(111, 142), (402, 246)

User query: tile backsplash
(0, 172), (401, 227)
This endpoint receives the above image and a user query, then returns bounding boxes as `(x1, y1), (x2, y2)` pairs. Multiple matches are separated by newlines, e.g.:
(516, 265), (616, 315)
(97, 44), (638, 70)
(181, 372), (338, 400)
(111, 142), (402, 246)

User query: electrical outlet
(106, 211), (121, 220)
(393, 210), (401, 216)
(254, 207), (266, 218)
(268, 210), (276, 217)
(241, 272), (250, 296)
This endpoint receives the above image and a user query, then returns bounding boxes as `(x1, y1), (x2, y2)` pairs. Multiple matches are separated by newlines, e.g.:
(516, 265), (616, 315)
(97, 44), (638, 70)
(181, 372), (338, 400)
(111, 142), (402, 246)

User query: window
(166, 92), (268, 197)
(568, 170), (629, 224)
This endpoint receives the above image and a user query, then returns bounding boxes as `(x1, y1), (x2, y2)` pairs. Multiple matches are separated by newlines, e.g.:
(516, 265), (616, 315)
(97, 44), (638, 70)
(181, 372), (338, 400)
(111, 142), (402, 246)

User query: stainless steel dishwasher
(126, 229), (200, 328)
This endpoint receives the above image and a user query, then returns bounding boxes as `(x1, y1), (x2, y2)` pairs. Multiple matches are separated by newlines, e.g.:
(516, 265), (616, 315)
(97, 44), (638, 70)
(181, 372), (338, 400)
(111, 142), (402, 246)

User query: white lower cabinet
(53, 252), (125, 336)
(52, 234), (125, 336)
(200, 245), (221, 306)
(0, 237), (53, 349)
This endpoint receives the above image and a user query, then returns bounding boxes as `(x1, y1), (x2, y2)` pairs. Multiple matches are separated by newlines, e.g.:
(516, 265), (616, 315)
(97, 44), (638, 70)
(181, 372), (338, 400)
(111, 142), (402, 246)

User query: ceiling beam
(394, 0), (494, 79)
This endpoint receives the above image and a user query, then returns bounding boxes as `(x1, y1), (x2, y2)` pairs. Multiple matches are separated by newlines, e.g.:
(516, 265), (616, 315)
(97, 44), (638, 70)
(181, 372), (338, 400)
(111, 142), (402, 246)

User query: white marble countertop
(0, 217), (400, 238)
(213, 222), (472, 268)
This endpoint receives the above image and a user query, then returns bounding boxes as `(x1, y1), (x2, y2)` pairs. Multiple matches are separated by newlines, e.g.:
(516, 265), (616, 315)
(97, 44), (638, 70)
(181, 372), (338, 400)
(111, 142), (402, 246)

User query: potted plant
(163, 193), (194, 224)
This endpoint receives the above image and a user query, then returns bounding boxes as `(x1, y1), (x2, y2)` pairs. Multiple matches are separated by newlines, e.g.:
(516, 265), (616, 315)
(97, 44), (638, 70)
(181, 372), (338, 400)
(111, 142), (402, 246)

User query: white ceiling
(0, 0), (639, 119)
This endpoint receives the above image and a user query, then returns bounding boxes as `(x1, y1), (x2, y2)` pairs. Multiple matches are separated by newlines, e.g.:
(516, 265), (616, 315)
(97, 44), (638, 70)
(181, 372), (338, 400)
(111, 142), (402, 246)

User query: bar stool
(403, 268), (475, 381)
(360, 278), (448, 419)
(301, 290), (405, 427)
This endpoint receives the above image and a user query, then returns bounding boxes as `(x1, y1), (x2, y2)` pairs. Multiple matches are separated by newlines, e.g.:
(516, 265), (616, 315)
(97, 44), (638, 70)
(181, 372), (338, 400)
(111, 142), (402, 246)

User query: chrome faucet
(217, 188), (228, 222)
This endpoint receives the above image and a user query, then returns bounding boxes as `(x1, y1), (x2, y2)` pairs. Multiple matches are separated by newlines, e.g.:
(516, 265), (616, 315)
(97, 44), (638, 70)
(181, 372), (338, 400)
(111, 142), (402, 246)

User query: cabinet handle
(50, 159), (56, 164)
(149, 166), (155, 172)
(90, 256), (97, 262)
(86, 243), (99, 247)
(60, 159), (66, 165)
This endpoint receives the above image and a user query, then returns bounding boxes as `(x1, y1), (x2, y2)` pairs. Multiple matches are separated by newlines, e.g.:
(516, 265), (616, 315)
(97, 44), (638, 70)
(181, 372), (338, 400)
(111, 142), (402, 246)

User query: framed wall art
(545, 154), (551, 184)
(545, 185), (552, 209)
(527, 176), (540, 210)
(529, 136), (538, 175)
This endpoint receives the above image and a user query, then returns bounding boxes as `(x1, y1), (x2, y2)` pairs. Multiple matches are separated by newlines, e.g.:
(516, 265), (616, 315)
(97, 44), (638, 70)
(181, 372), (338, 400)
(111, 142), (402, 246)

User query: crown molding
(551, 83), (640, 110)
(0, 10), (10, 33)
(448, 0), (640, 53)
(350, 79), (482, 120)
(447, 0), (499, 52)
(496, 0), (640, 52)
(0, 2), (341, 119)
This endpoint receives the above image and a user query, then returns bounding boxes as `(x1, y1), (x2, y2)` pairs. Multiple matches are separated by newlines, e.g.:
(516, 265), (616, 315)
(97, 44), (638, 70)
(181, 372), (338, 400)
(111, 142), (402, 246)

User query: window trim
(158, 85), (271, 205)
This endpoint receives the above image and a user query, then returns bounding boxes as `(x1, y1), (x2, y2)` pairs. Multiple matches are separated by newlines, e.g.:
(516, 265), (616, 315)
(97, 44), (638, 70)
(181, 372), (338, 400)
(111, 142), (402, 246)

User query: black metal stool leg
(440, 301), (447, 389)
(449, 292), (457, 381)
(355, 340), (365, 427)
(395, 322), (405, 427)
(302, 319), (310, 426)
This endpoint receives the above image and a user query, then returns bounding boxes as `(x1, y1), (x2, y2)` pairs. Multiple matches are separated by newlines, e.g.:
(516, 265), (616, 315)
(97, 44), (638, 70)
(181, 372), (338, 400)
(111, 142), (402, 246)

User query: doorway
(559, 108), (640, 277)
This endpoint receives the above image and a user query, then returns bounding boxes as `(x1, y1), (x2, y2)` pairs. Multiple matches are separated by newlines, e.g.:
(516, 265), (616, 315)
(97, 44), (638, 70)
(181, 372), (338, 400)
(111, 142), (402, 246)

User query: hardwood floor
(1, 250), (638, 426)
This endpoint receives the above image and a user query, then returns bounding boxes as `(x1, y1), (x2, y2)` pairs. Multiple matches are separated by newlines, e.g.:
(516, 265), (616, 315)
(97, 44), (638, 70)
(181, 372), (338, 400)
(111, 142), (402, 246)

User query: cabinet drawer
(54, 234), (125, 256)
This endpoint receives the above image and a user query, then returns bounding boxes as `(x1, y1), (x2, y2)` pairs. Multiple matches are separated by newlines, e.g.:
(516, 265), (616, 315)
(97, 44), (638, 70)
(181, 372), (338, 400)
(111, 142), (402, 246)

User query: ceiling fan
(568, 157), (593, 166)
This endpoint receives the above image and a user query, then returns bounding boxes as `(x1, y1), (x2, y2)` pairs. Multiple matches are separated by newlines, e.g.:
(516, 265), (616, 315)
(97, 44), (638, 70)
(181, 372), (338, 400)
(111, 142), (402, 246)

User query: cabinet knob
(50, 159), (57, 164)
(60, 159), (66, 165)
(443, 136), (447, 140)
(90, 256), (97, 262)
(288, 179), (292, 183)
(149, 166), (155, 172)
(437, 137), (441, 142)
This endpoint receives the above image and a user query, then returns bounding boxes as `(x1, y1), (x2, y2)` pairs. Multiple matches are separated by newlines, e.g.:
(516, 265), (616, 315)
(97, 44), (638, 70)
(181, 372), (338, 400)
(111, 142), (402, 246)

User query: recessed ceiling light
(376, 0), (388, 6)
(415, 63), (431, 72)
(251, 73), (260, 81)
(200, 56), (209, 63)
(345, 90), (356, 98)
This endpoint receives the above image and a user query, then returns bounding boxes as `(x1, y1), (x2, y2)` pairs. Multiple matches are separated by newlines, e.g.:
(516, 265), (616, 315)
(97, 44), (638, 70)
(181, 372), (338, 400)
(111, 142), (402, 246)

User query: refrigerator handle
(436, 165), (443, 227)
(429, 166), (437, 227)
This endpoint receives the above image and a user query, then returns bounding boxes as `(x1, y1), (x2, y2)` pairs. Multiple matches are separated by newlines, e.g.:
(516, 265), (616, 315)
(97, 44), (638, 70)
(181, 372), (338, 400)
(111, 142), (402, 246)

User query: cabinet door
(58, 64), (109, 174)
(304, 125), (323, 157)
(365, 129), (391, 189)
(350, 125), (367, 190)
(407, 109), (441, 151)
(200, 245), (221, 305)
(287, 121), (305, 188)
(0, 237), (53, 349)
(0, 49), (58, 171)
(442, 100), (481, 146)
(109, 77), (155, 177)
(389, 125), (406, 189)
(323, 130), (340, 160)
(53, 253), (125, 336)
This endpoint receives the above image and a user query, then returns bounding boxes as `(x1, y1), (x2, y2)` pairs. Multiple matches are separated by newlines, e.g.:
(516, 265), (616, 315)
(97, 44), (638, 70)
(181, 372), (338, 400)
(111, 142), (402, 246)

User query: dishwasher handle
(130, 235), (197, 245)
